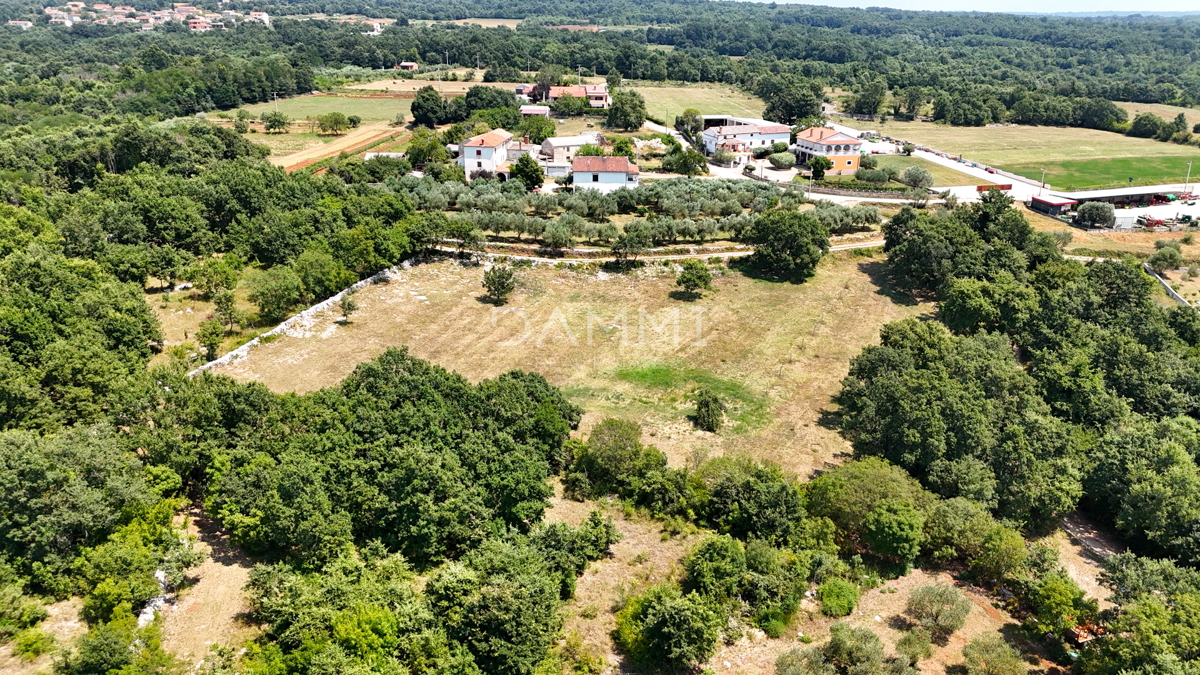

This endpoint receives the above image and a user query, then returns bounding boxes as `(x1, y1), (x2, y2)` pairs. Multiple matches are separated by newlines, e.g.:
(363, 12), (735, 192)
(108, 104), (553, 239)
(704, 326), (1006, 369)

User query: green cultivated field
(878, 120), (1200, 190)
(629, 83), (765, 118)
(241, 94), (411, 121)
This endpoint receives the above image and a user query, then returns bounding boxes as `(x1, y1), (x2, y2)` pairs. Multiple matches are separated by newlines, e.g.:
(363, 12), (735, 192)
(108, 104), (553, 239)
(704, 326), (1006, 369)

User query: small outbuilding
(1029, 195), (1077, 217)
(520, 105), (550, 117)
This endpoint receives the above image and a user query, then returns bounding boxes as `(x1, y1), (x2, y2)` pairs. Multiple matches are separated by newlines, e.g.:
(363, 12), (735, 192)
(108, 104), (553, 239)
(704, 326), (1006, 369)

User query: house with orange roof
(458, 129), (514, 180)
(571, 156), (639, 194)
(547, 83), (610, 108)
(793, 126), (863, 175)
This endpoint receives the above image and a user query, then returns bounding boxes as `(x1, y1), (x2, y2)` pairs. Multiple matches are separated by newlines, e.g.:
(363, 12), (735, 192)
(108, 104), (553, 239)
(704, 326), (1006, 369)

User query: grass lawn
(244, 131), (335, 157)
(873, 154), (990, 187)
(875, 120), (1200, 190)
(240, 95), (411, 121)
(628, 82), (765, 119)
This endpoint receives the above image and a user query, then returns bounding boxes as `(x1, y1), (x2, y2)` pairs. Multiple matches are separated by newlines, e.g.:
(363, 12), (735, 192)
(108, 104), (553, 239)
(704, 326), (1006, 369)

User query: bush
(13, 627), (55, 661)
(615, 584), (722, 670)
(818, 578), (859, 616)
(898, 166), (934, 189)
(483, 265), (516, 304)
(962, 635), (1025, 675)
(1148, 246), (1183, 273)
(859, 154), (878, 170)
(855, 168), (890, 184)
(676, 259), (713, 297)
(768, 152), (796, 170)
(862, 499), (925, 566)
(897, 628), (933, 665)
(1075, 201), (1115, 227)
(905, 584), (970, 638)
(693, 388), (724, 432)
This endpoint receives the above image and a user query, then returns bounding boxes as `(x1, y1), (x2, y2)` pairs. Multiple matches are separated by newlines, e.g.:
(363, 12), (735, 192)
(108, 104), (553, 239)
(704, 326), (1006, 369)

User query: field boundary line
(186, 239), (884, 377)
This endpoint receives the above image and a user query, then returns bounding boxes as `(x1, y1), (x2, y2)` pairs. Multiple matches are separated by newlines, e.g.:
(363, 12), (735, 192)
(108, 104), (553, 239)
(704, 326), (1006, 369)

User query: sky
(768, 0), (1200, 13)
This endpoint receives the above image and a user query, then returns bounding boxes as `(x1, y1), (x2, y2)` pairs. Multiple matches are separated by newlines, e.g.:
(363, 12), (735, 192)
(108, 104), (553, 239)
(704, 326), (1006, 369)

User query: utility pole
(1039, 168), (1046, 196)
(1186, 161), (1193, 193)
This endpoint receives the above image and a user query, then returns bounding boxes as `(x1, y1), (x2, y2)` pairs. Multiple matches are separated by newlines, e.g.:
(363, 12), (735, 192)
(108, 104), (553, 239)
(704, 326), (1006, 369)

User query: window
(592, 174), (599, 182)
(628, 175), (635, 181)
(475, 150), (481, 156)
(476, 162), (482, 168)
(846, 160), (853, 166)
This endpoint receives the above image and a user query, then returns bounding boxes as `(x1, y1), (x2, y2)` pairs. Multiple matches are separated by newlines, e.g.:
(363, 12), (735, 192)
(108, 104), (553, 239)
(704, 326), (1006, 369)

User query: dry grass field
(628, 83), (766, 119)
(209, 251), (928, 478)
(1116, 101), (1197, 129)
(242, 95), (411, 121)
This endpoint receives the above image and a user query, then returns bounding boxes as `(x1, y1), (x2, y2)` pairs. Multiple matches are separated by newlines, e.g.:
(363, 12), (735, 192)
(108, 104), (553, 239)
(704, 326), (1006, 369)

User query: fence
(186, 259), (416, 377)
(1143, 263), (1192, 307)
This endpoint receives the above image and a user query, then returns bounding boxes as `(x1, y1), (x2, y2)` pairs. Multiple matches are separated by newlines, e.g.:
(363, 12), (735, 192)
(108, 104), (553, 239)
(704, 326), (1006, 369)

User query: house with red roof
(793, 126), (863, 175)
(458, 129), (514, 180)
(570, 156), (639, 194)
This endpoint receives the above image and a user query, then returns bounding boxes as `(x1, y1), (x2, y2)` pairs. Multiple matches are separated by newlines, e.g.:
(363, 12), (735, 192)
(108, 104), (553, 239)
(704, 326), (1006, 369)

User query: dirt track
(268, 121), (404, 172)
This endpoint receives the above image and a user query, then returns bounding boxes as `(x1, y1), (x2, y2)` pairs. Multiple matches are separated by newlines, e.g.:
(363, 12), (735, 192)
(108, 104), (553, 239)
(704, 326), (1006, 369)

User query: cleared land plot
(209, 253), (929, 478)
(876, 120), (1200, 190)
(629, 83), (765, 118)
(1160, 266), (1200, 304)
(348, 78), (525, 93)
(242, 95), (411, 121)
(410, 17), (523, 28)
(243, 130), (334, 157)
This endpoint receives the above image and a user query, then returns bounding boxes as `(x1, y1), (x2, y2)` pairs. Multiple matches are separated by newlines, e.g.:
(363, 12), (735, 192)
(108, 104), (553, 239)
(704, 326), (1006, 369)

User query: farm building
(571, 156), (639, 194)
(395, 61), (419, 70)
(1029, 195), (1077, 217)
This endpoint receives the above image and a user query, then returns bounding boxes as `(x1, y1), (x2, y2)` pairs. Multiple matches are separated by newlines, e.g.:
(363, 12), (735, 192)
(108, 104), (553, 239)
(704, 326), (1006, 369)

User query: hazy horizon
(759, 0), (1200, 14)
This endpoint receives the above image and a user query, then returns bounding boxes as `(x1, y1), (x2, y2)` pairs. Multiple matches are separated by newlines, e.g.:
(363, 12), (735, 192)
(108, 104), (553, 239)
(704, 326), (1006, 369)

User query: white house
(6, 20), (33, 29)
(546, 84), (610, 109)
(520, 105), (550, 117)
(540, 132), (601, 163)
(793, 126), (863, 174)
(571, 156), (639, 194)
(701, 122), (792, 155)
(459, 129), (514, 180)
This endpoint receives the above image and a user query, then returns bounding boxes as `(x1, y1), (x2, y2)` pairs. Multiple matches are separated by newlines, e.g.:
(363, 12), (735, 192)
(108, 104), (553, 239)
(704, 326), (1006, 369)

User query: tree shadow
(857, 260), (919, 306)
(887, 614), (913, 631)
(944, 665), (968, 675)
(728, 256), (814, 284)
(668, 289), (702, 302)
(475, 294), (505, 306)
(817, 408), (842, 431)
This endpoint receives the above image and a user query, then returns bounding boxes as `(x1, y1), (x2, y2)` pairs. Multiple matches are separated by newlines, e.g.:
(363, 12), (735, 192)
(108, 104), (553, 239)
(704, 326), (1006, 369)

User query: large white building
(571, 156), (639, 194)
(701, 121), (792, 156)
(459, 129), (514, 180)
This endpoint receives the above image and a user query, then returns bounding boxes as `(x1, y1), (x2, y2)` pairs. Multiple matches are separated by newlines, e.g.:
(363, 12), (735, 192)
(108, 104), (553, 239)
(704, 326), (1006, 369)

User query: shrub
(897, 628), (933, 665)
(859, 154), (878, 170)
(906, 584), (971, 638)
(1075, 201), (1115, 227)
(901, 144), (915, 155)
(769, 153), (797, 170)
(483, 265), (516, 304)
(855, 168), (890, 184)
(962, 635), (1025, 675)
(1149, 246), (1183, 273)
(898, 166), (934, 189)
(676, 259), (713, 297)
(693, 388), (724, 432)
(818, 578), (859, 616)
(862, 499), (925, 565)
(13, 627), (55, 661)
